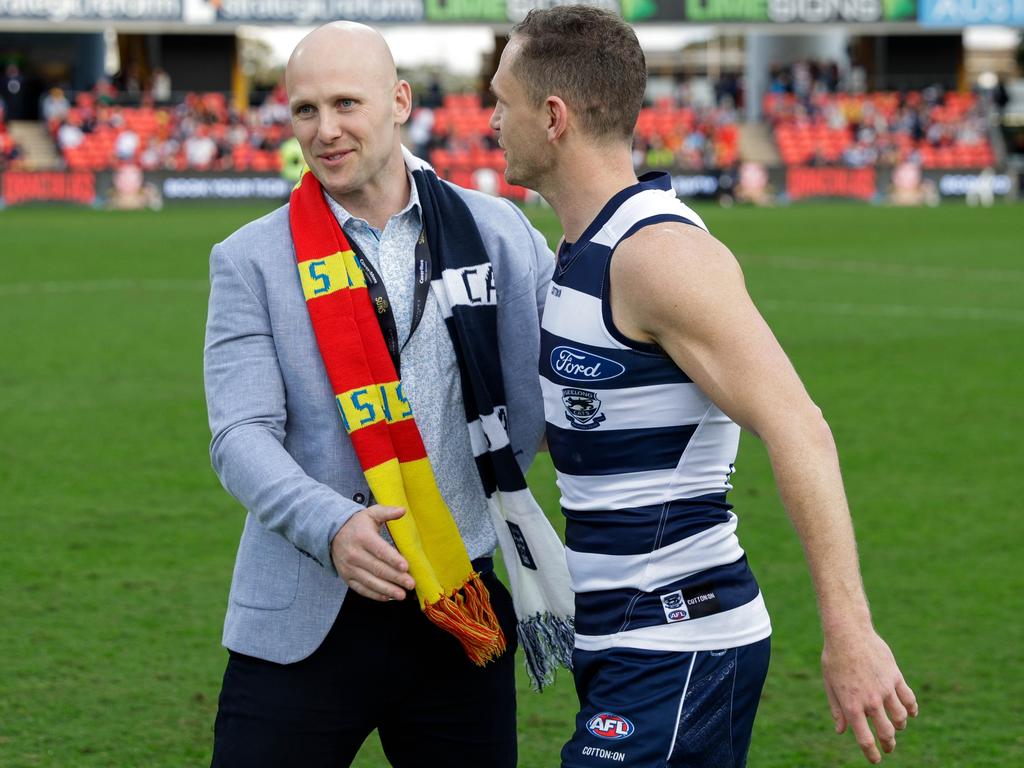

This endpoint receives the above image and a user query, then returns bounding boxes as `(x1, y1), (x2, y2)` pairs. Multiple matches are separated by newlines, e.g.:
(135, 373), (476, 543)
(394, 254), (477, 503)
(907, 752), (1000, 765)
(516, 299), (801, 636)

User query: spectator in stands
(258, 83), (290, 126)
(57, 115), (85, 151)
(645, 134), (674, 169)
(421, 74), (444, 109)
(152, 68), (172, 103)
(42, 88), (70, 126)
(2, 64), (25, 120)
(184, 124), (218, 169)
(94, 77), (118, 106)
(139, 136), (161, 170)
(0, 122), (21, 169)
(407, 106), (434, 159)
(115, 127), (140, 162)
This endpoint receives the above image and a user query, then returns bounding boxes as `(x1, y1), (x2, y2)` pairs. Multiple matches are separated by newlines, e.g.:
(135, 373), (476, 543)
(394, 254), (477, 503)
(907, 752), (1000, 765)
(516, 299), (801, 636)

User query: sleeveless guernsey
(539, 173), (771, 653)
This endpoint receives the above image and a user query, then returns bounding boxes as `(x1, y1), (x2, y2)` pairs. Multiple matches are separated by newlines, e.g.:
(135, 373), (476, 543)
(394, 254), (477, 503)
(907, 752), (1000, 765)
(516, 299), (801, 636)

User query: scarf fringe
(518, 612), (576, 691)
(423, 573), (507, 666)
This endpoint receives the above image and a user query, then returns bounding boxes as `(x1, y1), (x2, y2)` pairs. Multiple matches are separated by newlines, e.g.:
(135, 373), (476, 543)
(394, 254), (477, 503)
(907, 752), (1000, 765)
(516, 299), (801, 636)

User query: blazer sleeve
(500, 197), (555, 318)
(203, 241), (360, 576)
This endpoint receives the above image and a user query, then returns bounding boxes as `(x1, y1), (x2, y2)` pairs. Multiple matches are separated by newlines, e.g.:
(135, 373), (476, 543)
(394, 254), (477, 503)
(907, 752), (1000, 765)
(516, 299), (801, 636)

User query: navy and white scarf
(408, 149), (574, 689)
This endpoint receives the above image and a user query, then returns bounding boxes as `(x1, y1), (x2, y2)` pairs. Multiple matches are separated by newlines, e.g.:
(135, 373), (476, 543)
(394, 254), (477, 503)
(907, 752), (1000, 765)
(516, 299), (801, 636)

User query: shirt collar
(322, 161), (421, 232)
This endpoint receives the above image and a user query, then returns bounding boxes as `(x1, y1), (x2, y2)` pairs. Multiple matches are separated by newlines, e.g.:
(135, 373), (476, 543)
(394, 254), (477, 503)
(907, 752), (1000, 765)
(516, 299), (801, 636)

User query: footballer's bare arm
(608, 223), (918, 764)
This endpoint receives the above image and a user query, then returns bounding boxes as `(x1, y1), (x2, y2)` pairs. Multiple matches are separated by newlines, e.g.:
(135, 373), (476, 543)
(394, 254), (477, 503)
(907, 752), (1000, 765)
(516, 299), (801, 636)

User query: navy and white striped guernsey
(539, 172), (771, 653)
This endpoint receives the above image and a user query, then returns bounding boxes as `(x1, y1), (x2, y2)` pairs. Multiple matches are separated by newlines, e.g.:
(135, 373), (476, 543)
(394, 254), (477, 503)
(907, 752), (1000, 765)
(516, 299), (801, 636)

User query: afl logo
(587, 712), (635, 740)
(551, 346), (625, 382)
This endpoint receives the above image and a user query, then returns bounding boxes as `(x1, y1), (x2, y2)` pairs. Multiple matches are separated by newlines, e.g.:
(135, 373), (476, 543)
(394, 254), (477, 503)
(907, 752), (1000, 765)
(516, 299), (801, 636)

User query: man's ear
(395, 80), (413, 125)
(546, 95), (569, 142)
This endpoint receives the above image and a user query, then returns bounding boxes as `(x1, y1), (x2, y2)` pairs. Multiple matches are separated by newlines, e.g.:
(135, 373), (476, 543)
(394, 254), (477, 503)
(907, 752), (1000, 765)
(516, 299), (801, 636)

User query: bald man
(204, 22), (555, 767)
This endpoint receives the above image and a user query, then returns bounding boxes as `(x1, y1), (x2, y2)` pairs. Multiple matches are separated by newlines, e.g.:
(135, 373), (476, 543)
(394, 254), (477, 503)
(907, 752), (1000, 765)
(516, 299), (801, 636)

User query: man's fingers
(331, 509), (415, 594)
(867, 701), (897, 754)
(849, 714), (882, 765)
(896, 678), (919, 718)
(360, 533), (413, 582)
(825, 681), (846, 733)
(366, 552), (416, 593)
(349, 572), (408, 602)
(885, 689), (910, 731)
(345, 539), (415, 594)
(365, 504), (406, 524)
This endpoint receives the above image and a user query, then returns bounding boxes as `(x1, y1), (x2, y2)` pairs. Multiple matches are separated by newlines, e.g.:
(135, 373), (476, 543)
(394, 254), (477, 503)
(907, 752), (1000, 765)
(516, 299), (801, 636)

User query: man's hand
(822, 629), (919, 764)
(330, 505), (415, 602)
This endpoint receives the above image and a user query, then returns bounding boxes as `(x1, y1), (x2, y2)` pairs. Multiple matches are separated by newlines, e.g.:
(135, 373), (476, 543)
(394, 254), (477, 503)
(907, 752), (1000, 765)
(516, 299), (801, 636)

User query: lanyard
(349, 228), (432, 378)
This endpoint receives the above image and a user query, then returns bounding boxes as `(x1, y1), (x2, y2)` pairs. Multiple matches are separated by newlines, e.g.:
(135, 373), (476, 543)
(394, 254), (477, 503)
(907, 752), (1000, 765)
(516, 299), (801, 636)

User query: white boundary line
(759, 299), (1024, 324)
(0, 279), (208, 296)
(739, 254), (1024, 283)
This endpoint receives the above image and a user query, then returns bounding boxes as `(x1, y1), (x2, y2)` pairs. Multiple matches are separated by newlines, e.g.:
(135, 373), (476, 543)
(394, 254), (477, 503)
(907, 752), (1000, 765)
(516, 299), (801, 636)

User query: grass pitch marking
(759, 298), (1024, 324)
(741, 254), (1024, 283)
(0, 278), (209, 296)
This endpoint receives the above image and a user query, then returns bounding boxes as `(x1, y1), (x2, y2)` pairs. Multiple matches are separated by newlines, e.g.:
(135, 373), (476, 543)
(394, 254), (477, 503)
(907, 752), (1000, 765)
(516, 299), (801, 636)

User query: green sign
(686, 0), (768, 20)
(424, 0), (508, 21)
(621, 0), (664, 19)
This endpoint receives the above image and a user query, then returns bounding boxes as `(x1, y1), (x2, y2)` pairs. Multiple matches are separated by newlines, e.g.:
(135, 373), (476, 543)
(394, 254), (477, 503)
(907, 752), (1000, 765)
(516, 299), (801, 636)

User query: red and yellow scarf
(288, 169), (505, 665)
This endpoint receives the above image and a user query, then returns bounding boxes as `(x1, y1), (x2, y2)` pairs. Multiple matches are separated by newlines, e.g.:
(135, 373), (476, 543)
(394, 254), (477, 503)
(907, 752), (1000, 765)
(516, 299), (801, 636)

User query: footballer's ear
(545, 95), (569, 142)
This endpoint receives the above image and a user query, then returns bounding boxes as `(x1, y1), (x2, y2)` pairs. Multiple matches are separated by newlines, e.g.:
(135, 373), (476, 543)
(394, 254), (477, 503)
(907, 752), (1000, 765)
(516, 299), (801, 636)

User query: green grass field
(1, 200), (1022, 767)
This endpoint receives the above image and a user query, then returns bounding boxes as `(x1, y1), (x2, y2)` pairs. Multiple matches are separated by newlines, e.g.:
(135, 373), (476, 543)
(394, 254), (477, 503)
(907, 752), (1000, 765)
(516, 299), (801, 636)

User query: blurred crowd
(48, 80), (293, 172)
(768, 59), (846, 97)
(765, 60), (995, 168)
(416, 85), (743, 194)
(632, 98), (740, 172)
(5, 64), (999, 176)
(33, 69), (745, 179)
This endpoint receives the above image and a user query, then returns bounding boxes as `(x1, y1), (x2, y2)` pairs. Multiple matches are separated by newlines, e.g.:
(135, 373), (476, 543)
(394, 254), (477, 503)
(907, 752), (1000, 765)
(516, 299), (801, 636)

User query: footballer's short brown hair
(510, 6), (646, 142)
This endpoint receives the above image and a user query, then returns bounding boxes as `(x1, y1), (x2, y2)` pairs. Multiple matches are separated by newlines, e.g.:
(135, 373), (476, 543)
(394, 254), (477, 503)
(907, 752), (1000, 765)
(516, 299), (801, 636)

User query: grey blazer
(203, 188), (554, 664)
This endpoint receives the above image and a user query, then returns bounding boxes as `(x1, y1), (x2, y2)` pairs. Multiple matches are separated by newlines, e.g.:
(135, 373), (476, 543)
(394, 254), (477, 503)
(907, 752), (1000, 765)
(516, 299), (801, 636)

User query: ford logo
(550, 346), (625, 382)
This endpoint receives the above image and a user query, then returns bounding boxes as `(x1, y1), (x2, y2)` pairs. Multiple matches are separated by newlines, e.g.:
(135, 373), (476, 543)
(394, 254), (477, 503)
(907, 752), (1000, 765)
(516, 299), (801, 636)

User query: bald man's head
(286, 21), (397, 95)
(285, 21), (412, 208)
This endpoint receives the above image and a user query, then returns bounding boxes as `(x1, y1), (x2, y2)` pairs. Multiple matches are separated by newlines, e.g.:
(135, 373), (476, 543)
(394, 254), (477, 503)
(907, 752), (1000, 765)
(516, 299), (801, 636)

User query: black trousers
(211, 568), (518, 768)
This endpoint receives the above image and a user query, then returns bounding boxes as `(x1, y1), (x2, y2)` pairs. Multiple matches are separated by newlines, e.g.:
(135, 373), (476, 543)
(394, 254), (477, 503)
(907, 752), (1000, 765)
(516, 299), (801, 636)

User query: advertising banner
(0, 0), (182, 21)
(193, 0), (425, 24)
(0, 172), (96, 207)
(918, 0), (1024, 26)
(97, 169), (292, 204)
(423, 0), (617, 22)
(785, 167), (877, 201)
(158, 173), (291, 200)
(680, 0), (916, 23)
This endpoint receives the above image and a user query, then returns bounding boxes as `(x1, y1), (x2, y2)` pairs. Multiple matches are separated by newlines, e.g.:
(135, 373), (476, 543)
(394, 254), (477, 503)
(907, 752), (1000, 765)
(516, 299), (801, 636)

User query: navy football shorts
(561, 637), (771, 768)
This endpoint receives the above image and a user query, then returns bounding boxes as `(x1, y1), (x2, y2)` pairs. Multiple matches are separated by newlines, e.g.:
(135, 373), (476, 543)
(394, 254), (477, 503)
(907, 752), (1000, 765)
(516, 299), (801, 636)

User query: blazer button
(353, 492), (366, 505)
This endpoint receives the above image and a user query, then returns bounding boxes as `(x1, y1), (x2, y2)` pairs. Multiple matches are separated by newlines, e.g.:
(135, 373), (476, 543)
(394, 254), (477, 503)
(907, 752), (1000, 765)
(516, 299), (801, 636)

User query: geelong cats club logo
(562, 388), (606, 430)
